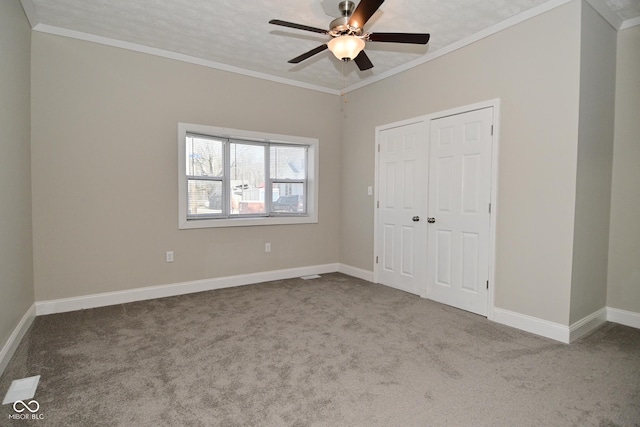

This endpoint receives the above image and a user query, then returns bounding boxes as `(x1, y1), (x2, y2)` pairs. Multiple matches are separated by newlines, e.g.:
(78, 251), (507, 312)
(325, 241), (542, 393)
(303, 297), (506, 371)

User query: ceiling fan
(269, 0), (430, 71)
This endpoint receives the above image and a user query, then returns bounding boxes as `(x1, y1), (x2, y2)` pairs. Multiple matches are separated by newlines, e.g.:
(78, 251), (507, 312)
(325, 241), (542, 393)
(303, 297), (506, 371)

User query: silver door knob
(427, 217), (436, 223)
(412, 216), (420, 222)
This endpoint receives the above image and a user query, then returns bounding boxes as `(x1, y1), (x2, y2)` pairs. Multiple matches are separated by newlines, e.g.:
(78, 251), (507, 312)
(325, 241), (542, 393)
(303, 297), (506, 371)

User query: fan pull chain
(341, 60), (348, 104)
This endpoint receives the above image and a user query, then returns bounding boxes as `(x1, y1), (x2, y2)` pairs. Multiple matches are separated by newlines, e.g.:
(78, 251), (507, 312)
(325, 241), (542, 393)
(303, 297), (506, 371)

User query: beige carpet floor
(1, 273), (639, 426)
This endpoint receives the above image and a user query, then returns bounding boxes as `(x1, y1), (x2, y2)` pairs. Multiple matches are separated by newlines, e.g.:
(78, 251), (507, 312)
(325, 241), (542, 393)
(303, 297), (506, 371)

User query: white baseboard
(607, 307), (640, 329)
(26, 262), (640, 347)
(338, 264), (374, 282)
(0, 304), (36, 376)
(569, 308), (607, 342)
(36, 263), (340, 316)
(492, 306), (640, 343)
(492, 307), (570, 343)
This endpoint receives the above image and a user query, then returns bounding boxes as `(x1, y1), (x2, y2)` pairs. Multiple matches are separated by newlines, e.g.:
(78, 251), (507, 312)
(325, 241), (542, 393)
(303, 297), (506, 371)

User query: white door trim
(374, 99), (500, 319)
(373, 117), (427, 293)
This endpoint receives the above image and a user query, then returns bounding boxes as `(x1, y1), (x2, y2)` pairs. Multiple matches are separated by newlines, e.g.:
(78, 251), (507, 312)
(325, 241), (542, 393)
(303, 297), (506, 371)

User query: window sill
(179, 214), (318, 229)
(178, 123), (319, 230)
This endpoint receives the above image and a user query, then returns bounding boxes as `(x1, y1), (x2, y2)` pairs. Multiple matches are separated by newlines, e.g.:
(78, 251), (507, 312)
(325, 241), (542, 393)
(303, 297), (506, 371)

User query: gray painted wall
(0, 0), (34, 355)
(569, 2), (616, 323)
(340, 1), (582, 325)
(2, 0), (638, 347)
(31, 33), (342, 301)
(607, 24), (640, 314)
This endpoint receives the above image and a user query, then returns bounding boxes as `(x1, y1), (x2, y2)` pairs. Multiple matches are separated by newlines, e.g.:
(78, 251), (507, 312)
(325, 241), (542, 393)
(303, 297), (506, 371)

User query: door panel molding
(374, 120), (428, 295)
(427, 106), (493, 316)
(374, 99), (500, 319)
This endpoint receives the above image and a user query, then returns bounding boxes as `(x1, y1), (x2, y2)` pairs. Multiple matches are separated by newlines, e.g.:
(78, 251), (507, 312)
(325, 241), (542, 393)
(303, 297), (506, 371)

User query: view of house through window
(185, 133), (308, 219)
(270, 144), (307, 214)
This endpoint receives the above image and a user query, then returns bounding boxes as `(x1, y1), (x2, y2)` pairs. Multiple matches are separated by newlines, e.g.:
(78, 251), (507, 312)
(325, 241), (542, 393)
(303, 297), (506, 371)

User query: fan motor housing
(330, 16), (360, 35)
(329, 0), (362, 36)
(338, 0), (356, 16)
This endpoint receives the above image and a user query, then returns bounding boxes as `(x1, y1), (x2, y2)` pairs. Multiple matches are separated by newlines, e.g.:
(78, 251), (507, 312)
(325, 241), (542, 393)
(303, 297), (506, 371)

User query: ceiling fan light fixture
(327, 35), (365, 61)
(270, 0), (431, 71)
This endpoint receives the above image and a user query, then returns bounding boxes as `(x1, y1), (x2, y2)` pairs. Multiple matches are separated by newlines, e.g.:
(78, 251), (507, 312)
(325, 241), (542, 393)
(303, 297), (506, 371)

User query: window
(178, 123), (318, 229)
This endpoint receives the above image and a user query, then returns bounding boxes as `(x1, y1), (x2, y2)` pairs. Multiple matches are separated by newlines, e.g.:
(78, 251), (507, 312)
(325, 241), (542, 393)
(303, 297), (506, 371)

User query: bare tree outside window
(184, 133), (308, 219)
(186, 135), (224, 215)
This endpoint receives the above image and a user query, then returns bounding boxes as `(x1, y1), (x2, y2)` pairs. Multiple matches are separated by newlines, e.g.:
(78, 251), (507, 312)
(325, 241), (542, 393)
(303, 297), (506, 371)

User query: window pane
(230, 143), (265, 215)
(188, 179), (223, 216)
(270, 145), (306, 180)
(186, 134), (223, 177)
(272, 182), (305, 213)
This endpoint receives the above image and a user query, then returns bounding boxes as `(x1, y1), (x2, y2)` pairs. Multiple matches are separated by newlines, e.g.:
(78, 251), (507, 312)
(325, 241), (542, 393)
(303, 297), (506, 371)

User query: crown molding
(585, 0), (624, 29)
(620, 15), (640, 30)
(345, 0), (574, 93)
(19, 0), (39, 27)
(20, 0), (639, 95)
(32, 24), (340, 95)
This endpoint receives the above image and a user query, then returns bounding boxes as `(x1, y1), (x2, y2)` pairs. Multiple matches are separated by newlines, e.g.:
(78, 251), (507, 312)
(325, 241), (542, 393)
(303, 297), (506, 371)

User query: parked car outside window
(272, 195), (303, 213)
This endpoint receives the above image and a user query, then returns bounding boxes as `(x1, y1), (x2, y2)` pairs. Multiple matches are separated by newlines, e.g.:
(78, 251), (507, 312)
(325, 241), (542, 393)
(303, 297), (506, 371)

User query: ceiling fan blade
(288, 44), (328, 64)
(368, 32), (431, 44)
(269, 19), (328, 35)
(354, 50), (374, 71)
(348, 0), (385, 29)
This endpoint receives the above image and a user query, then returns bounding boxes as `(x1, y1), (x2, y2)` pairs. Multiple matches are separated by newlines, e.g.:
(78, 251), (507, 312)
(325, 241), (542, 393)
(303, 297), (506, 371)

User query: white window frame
(178, 123), (319, 229)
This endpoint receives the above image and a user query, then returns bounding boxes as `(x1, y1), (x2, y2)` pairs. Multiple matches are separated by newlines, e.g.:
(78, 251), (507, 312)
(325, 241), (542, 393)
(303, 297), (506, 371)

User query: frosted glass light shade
(327, 36), (365, 60)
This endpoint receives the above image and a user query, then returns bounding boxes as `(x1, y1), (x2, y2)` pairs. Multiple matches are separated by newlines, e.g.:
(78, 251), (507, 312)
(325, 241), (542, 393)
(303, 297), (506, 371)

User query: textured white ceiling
(606, 0), (640, 19)
(22, 0), (640, 92)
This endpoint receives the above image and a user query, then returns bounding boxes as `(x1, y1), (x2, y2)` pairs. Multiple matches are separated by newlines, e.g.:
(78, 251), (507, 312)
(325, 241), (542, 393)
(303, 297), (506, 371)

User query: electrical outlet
(265, 243), (271, 253)
(166, 251), (174, 263)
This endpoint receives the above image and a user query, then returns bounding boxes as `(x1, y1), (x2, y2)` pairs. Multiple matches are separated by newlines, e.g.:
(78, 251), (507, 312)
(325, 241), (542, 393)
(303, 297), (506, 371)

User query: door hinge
(491, 125), (494, 135)
(489, 203), (492, 214)
(486, 280), (489, 289)
(376, 256), (379, 264)
(377, 201), (380, 208)
(378, 144), (381, 152)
